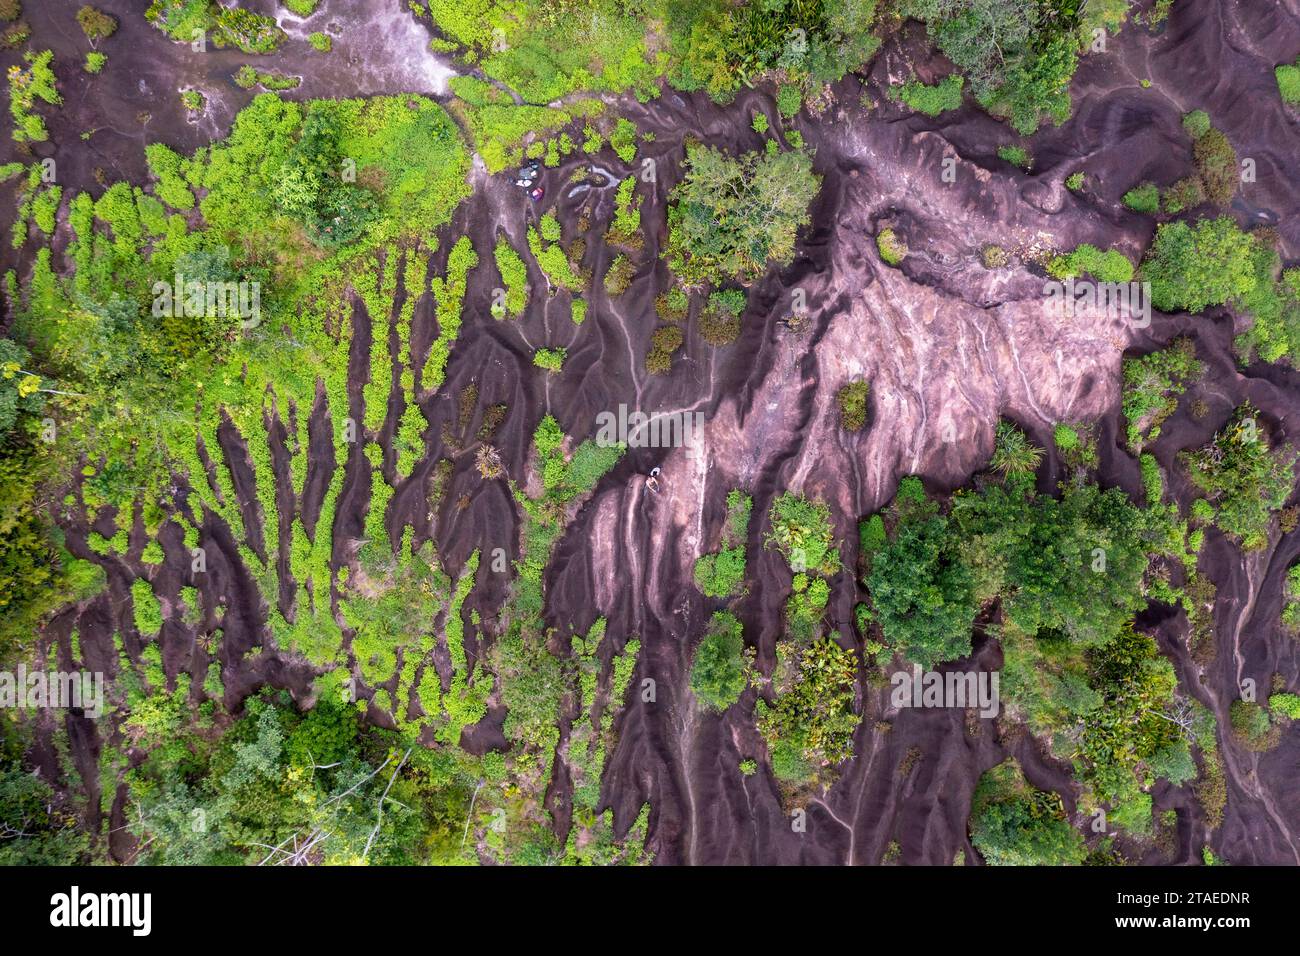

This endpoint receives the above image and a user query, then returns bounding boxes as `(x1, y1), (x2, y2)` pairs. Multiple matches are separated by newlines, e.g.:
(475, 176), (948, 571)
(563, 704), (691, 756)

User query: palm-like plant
(990, 421), (1044, 477)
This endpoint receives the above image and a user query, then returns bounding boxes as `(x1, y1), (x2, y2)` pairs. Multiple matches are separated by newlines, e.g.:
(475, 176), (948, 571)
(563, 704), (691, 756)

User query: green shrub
(663, 0), (879, 104)
(1, 20), (29, 47)
(1048, 244), (1133, 283)
(894, 74), (964, 116)
(699, 288), (745, 346)
(1229, 699), (1279, 751)
(8, 49), (60, 144)
(646, 325), (682, 374)
(656, 287), (690, 323)
(30, 185), (59, 234)
(609, 117), (637, 163)
(527, 215), (582, 291)
(605, 176), (642, 248)
(768, 736), (813, 781)
(1161, 176), (1204, 214)
(837, 380), (869, 431)
(233, 66), (300, 91)
(77, 6), (117, 43)
(1053, 423), (1100, 472)
(767, 493), (840, 577)
(132, 577), (163, 636)
(493, 236), (528, 317)
(1109, 790), (1154, 836)
(1181, 404), (1297, 549)
(1233, 251), (1300, 364)
(876, 228), (906, 265)
(145, 142), (196, 210)
(1139, 453), (1163, 505)
(1148, 739), (1197, 786)
(603, 253), (636, 296)
(1269, 693), (1300, 720)
(1192, 126), (1238, 206)
(1053, 424), (1079, 452)
(233, 64), (259, 89)
(1122, 182), (1160, 213)
(532, 348), (565, 373)
(899, 0), (1084, 131)
(997, 145), (1031, 169)
(725, 490), (752, 541)
(693, 489), (752, 598)
(1181, 109), (1211, 139)
(690, 612), (748, 711)
(0, 764), (89, 864)
(694, 548), (746, 598)
(144, 0), (210, 42)
(211, 7), (286, 54)
(1121, 339), (1200, 450)
(970, 760), (1086, 866)
(757, 638), (859, 780)
(858, 514), (886, 569)
(1276, 60), (1300, 105)
(776, 83), (802, 118)
(869, 512), (977, 666)
(1141, 217), (1256, 313)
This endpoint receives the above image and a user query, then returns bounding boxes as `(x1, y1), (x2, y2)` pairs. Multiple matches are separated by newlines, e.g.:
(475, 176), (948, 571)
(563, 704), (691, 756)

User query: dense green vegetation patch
(694, 490), (752, 599)
(690, 611), (750, 711)
(898, 0), (1109, 134)
(1047, 243), (1132, 282)
(837, 379), (870, 431)
(667, 143), (819, 286)
(1181, 404), (1297, 550)
(1120, 338), (1201, 452)
(1277, 57), (1300, 105)
(892, 74), (964, 116)
(428, 0), (660, 104)
(660, 0), (883, 106)
(146, 1), (286, 54)
(970, 758), (1085, 865)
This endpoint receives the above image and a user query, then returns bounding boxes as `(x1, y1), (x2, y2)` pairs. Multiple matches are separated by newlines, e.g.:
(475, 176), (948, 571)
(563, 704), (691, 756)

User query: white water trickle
(326, 0), (460, 95)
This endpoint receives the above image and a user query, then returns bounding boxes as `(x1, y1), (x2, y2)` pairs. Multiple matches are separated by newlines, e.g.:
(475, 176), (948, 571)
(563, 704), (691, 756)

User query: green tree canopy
(690, 611), (748, 711)
(1141, 217), (1258, 314)
(667, 143), (820, 286)
(970, 758), (1086, 865)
